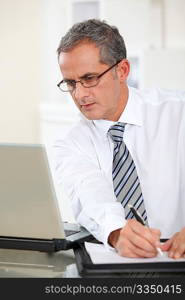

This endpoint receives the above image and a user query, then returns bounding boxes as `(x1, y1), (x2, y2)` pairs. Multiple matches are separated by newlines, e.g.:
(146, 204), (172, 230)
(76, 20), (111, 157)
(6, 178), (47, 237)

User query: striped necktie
(108, 122), (148, 224)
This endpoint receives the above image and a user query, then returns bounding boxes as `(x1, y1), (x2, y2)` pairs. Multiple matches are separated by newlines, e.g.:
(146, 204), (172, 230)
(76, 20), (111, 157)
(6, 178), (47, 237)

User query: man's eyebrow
(62, 77), (75, 82)
(63, 72), (99, 81)
(79, 72), (99, 79)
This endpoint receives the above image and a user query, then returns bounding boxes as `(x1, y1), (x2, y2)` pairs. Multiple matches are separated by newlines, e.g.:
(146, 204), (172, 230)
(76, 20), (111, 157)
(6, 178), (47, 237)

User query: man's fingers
(160, 229), (185, 258)
(121, 219), (160, 253)
(160, 238), (173, 252)
(150, 228), (161, 238)
(168, 229), (185, 258)
(130, 230), (158, 253)
(127, 219), (160, 249)
(117, 238), (157, 258)
(115, 219), (161, 258)
(171, 245), (185, 259)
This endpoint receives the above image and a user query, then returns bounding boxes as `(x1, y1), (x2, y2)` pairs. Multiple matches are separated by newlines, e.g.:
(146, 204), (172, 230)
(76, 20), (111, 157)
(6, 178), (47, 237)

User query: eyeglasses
(57, 60), (122, 92)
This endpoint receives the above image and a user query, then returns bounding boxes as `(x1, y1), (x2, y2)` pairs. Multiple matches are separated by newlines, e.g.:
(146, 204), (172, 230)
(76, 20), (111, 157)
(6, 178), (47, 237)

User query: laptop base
(0, 236), (78, 252)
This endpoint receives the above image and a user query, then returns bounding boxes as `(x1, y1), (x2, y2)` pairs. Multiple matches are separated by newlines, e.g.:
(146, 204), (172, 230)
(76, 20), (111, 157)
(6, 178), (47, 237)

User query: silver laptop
(0, 143), (92, 252)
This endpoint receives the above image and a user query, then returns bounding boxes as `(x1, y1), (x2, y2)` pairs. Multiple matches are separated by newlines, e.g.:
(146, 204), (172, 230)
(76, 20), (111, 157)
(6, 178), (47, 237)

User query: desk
(0, 248), (78, 278)
(1, 249), (185, 300)
(1, 247), (185, 278)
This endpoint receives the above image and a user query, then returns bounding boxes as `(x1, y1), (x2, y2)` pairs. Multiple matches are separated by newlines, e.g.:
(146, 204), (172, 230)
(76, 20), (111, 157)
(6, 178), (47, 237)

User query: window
(72, 1), (99, 23)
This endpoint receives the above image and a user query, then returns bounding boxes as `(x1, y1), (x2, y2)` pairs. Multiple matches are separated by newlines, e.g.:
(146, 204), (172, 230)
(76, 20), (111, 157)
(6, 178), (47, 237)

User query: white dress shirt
(54, 86), (185, 248)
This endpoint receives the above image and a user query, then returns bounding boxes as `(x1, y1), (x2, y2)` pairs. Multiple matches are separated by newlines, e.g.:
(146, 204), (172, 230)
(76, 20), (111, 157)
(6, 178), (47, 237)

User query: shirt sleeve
(53, 127), (126, 249)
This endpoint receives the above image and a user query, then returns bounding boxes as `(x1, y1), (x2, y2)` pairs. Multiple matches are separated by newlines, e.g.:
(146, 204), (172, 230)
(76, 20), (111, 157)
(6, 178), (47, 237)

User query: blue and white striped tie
(108, 122), (148, 224)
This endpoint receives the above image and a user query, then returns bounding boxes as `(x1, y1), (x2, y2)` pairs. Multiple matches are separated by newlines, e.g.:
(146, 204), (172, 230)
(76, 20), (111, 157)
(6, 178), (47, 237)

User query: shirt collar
(119, 86), (143, 126)
(83, 86), (143, 137)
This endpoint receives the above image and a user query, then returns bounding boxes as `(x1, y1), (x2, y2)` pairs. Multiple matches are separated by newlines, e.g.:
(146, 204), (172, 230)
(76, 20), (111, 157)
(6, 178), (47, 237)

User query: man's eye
(85, 76), (96, 81)
(83, 76), (97, 83)
(66, 80), (75, 87)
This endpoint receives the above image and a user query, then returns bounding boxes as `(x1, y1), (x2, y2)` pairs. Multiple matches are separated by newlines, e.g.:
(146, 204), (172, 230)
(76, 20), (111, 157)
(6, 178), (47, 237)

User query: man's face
(58, 42), (129, 121)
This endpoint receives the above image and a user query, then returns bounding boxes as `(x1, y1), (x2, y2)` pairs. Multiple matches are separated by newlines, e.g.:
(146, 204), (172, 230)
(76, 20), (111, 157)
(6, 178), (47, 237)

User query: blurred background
(0, 0), (185, 221)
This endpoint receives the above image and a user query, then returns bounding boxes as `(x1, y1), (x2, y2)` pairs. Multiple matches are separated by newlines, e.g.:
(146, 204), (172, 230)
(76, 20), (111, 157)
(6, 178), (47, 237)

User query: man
(54, 19), (185, 258)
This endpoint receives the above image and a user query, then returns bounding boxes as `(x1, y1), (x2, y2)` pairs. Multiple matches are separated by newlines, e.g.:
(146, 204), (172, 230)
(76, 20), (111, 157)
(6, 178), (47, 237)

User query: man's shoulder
(129, 87), (185, 126)
(133, 87), (185, 129)
(134, 86), (185, 105)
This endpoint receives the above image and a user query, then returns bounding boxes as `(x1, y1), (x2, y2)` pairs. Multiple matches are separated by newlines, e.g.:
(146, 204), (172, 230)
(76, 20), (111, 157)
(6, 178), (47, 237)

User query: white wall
(100, 0), (185, 90)
(101, 0), (168, 54)
(165, 0), (185, 48)
(140, 49), (185, 90)
(0, 0), (41, 143)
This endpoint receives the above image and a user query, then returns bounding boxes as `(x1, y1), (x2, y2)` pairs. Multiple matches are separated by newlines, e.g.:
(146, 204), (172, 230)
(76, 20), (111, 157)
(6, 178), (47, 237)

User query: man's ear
(118, 59), (130, 82)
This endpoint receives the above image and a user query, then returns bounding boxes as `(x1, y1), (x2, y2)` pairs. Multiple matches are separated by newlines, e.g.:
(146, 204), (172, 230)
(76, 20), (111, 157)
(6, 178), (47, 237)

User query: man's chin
(81, 111), (102, 120)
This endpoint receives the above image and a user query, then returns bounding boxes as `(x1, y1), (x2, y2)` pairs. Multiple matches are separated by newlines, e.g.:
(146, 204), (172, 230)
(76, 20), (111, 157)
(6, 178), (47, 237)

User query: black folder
(74, 242), (185, 278)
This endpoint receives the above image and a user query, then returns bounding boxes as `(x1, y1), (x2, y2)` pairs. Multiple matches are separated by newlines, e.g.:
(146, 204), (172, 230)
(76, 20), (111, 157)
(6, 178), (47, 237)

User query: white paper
(85, 242), (185, 264)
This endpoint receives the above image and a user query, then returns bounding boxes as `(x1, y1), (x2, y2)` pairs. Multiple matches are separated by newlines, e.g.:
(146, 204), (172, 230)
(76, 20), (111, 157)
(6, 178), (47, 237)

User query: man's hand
(108, 219), (161, 258)
(160, 227), (185, 259)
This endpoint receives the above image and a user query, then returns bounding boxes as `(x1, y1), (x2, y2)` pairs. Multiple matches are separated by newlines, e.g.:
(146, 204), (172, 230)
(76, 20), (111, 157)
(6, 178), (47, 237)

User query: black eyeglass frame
(57, 59), (122, 92)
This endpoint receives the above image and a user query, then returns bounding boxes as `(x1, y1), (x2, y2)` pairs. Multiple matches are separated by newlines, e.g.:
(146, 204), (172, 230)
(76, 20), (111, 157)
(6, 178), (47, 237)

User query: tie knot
(108, 122), (125, 143)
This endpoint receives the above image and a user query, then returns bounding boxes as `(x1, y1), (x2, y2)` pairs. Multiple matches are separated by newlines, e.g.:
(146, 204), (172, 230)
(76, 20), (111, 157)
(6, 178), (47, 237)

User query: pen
(128, 204), (163, 256)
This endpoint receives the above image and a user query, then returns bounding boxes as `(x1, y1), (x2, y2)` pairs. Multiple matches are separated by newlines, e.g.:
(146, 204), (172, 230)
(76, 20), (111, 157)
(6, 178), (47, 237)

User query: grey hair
(57, 19), (127, 65)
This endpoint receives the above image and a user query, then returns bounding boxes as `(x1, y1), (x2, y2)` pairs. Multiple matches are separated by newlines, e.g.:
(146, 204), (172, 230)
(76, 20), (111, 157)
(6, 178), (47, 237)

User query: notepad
(85, 242), (185, 264)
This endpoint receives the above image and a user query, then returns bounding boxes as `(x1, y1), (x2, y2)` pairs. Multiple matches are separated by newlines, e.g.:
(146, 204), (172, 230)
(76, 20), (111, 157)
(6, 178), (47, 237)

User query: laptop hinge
(53, 239), (77, 251)
(0, 236), (56, 252)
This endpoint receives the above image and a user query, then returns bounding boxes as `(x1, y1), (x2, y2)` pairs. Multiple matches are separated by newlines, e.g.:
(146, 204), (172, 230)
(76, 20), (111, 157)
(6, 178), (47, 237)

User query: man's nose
(73, 81), (90, 100)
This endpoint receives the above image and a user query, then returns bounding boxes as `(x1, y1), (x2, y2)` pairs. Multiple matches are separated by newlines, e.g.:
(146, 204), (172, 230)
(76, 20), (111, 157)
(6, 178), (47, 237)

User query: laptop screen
(0, 143), (65, 240)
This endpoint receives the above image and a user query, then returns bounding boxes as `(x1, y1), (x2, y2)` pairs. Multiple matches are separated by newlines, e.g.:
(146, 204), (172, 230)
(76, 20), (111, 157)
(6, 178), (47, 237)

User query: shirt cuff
(102, 203), (126, 251)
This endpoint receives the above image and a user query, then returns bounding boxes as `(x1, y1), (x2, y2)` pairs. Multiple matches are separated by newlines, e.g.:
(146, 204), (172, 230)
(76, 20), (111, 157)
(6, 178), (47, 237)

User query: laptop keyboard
(64, 229), (80, 237)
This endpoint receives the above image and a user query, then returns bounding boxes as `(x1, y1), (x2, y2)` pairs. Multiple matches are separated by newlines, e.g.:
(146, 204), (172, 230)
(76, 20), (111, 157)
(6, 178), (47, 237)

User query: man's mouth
(81, 103), (95, 109)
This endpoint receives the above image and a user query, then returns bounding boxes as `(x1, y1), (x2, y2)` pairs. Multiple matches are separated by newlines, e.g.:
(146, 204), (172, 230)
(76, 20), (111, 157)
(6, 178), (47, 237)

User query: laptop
(0, 143), (93, 252)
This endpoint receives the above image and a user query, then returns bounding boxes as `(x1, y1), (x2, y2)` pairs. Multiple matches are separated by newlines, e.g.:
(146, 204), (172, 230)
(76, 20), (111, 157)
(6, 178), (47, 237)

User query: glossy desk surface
(0, 248), (79, 278)
(1, 247), (185, 279)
